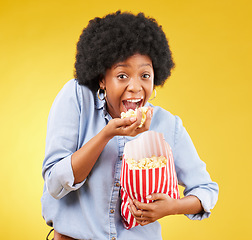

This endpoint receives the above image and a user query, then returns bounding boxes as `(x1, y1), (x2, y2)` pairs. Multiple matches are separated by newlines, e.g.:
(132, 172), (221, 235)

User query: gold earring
(149, 89), (156, 101)
(97, 88), (106, 101)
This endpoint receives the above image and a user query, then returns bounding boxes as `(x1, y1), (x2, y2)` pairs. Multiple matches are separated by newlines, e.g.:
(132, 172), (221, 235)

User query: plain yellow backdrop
(0, 0), (251, 239)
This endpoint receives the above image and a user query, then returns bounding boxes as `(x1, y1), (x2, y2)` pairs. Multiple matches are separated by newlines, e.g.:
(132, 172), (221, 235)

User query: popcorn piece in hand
(121, 107), (148, 128)
(126, 156), (167, 169)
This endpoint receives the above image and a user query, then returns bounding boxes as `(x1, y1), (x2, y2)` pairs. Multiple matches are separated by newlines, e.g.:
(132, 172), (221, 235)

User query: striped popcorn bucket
(120, 131), (180, 229)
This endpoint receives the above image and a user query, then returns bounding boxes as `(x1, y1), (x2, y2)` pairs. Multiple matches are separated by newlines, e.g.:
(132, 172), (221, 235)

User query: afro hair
(74, 11), (175, 92)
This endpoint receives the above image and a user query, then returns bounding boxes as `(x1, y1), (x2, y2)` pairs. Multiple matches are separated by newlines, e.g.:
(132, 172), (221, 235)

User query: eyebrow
(113, 63), (152, 69)
(113, 64), (128, 69)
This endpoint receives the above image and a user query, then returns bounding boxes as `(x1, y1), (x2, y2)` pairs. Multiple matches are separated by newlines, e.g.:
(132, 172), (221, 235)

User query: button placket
(109, 136), (125, 240)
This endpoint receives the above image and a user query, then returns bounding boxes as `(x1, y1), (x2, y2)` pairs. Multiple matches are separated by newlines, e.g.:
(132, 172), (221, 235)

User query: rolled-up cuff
(184, 188), (213, 220)
(46, 155), (85, 199)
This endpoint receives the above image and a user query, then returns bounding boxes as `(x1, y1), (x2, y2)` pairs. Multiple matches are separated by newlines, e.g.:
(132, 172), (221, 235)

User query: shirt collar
(94, 91), (105, 110)
(94, 92), (112, 121)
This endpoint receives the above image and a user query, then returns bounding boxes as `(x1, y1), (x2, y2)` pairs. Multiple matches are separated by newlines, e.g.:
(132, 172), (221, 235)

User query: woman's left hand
(128, 193), (179, 226)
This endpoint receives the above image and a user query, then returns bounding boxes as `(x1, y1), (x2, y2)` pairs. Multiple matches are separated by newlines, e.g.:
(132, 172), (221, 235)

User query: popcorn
(126, 156), (167, 169)
(121, 107), (148, 127)
(120, 131), (180, 229)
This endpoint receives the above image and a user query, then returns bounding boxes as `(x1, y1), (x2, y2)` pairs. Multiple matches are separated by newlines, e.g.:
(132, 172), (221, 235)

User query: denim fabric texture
(41, 79), (219, 240)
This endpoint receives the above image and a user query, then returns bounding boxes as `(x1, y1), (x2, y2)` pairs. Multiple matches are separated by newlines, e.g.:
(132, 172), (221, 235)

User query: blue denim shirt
(41, 79), (218, 240)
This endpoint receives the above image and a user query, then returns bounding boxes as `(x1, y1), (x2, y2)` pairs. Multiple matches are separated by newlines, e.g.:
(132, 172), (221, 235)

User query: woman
(42, 11), (219, 240)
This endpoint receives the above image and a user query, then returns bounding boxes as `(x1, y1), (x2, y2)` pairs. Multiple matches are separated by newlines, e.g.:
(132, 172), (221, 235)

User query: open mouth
(122, 99), (143, 112)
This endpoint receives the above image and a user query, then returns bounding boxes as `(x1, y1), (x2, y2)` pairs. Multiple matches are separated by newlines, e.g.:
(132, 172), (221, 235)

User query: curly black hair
(74, 11), (175, 92)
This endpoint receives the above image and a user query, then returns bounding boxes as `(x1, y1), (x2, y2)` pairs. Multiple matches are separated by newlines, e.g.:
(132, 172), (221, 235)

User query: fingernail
(146, 195), (151, 200)
(130, 117), (136, 122)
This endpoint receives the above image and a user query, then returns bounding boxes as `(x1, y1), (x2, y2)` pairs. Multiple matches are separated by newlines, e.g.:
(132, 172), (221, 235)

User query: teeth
(126, 99), (141, 103)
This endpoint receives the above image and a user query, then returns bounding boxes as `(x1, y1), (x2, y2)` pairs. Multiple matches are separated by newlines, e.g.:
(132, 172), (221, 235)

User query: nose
(127, 77), (142, 93)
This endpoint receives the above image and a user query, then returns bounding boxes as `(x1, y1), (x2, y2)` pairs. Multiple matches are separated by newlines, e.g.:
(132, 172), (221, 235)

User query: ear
(99, 77), (106, 90)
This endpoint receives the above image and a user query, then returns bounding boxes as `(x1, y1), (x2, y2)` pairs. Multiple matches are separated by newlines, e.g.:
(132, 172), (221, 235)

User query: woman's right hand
(72, 107), (153, 184)
(103, 107), (153, 139)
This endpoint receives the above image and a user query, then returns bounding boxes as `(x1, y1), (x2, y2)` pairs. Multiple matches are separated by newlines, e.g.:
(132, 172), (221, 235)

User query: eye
(142, 73), (151, 79)
(117, 74), (128, 80)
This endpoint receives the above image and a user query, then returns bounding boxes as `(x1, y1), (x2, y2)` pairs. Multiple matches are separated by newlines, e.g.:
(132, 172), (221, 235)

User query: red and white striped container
(120, 131), (180, 229)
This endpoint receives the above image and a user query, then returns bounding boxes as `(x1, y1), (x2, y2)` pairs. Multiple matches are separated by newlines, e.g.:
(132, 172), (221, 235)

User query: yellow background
(0, 0), (251, 239)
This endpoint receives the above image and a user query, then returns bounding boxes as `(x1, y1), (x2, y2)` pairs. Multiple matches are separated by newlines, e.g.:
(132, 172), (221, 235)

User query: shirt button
(115, 182), (120, 187)
(110, 209), (114, 214)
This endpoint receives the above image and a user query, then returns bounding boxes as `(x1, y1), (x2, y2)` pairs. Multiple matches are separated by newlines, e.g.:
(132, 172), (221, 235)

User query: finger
(128, 198), (149, 221)
(118, 114), (143, 135)
(146, 192), (166, 201)
(129, 202), (143, 218)
(135, 210), (154, 224)
(139, 220), (151, 226)
(148, 107), (154, 119)
(113, 117), (137, 128)
(135, 108), (143, 126)
(133, 210), (150, 222)
(128, 197), (135, 210)
(128, 198), (137, 212)
(133, 199), (152, 212)
(122, 120), (143, 135)
(134, 107), (153, 133)
(129, 199), (154, 223)
(112, 109), (147, 136)
(140, 107), (153, 130)
(129, 208), (146, 222)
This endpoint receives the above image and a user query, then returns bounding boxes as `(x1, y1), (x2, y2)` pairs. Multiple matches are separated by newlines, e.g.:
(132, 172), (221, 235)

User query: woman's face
(99, 54), (154, 118)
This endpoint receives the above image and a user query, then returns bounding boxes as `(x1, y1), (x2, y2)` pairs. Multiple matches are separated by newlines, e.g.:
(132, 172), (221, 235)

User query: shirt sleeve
(173, 116), (219, 220)
(42, 80), (85, 199)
